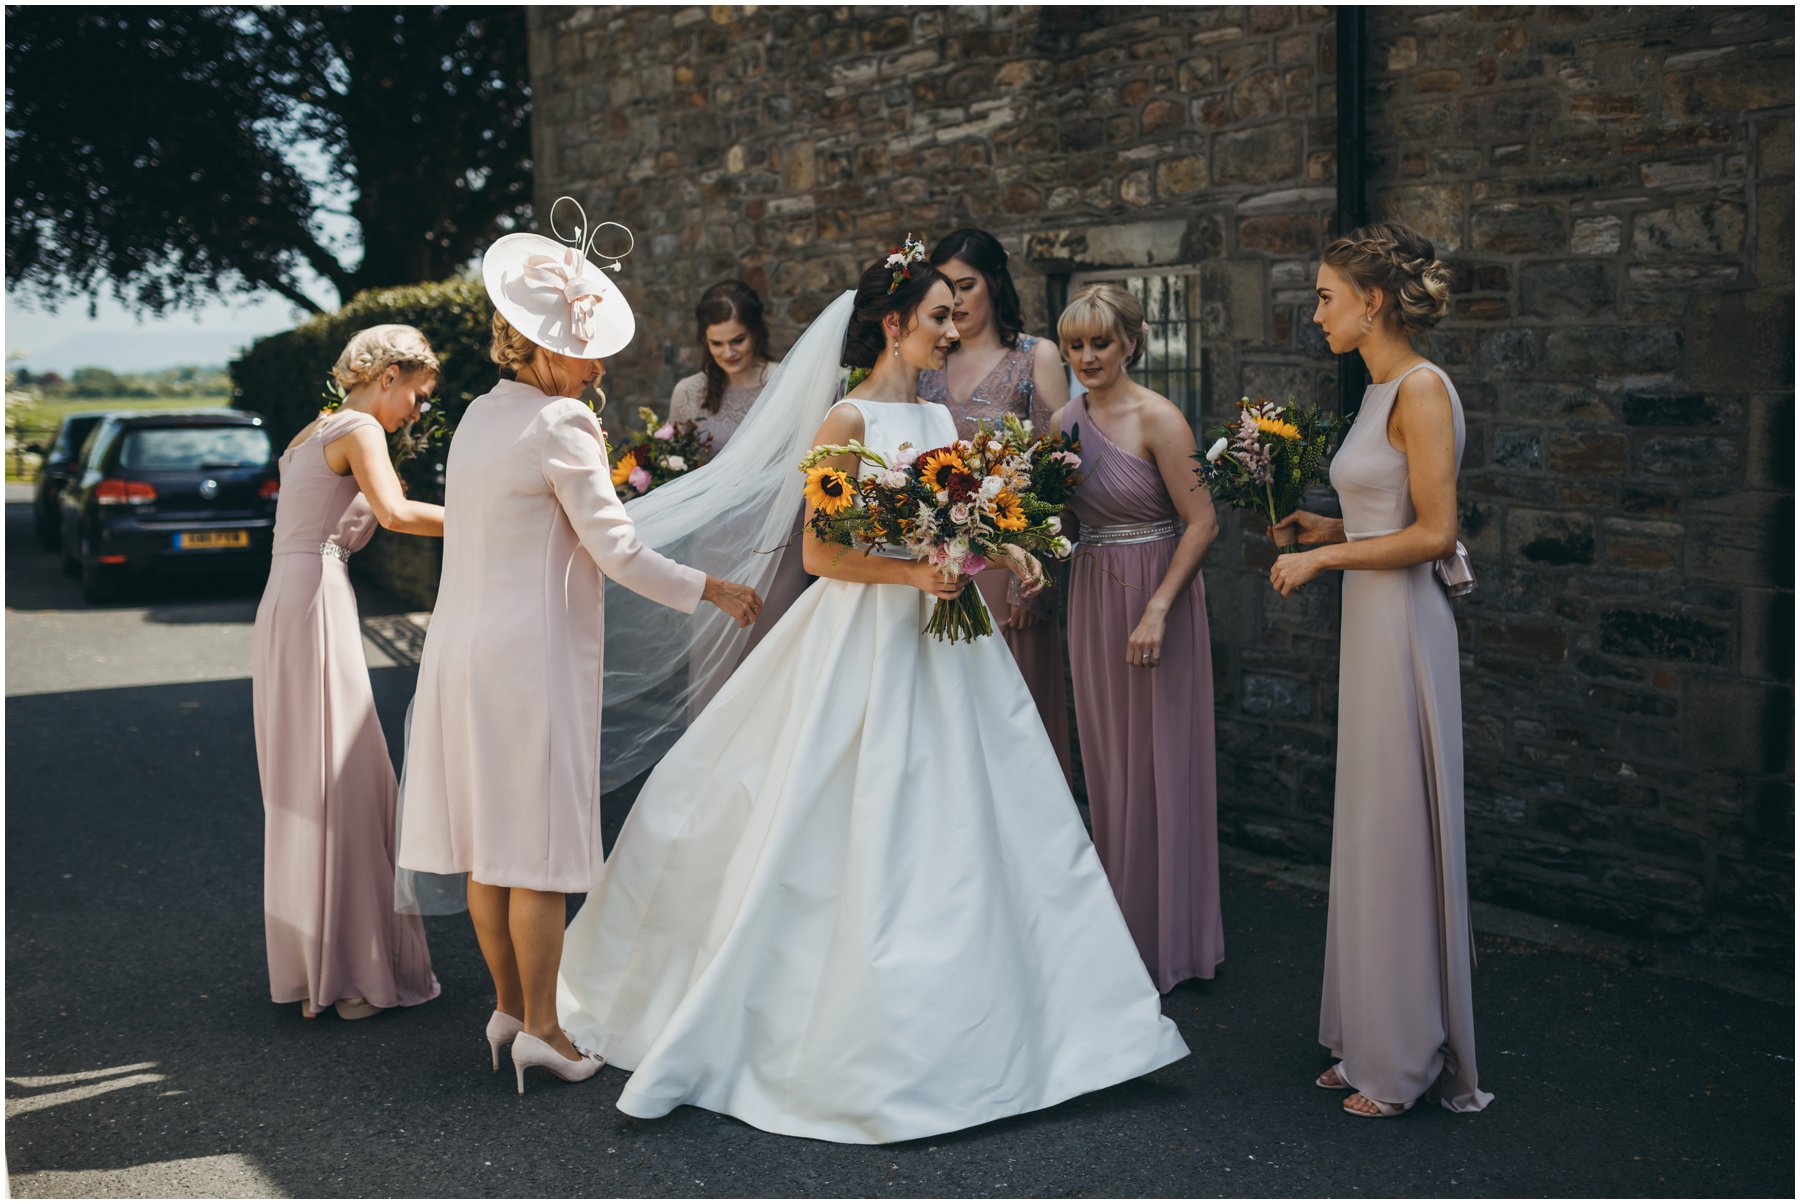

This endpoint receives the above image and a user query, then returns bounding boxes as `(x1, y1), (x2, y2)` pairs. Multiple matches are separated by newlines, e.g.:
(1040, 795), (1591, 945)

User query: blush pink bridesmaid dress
(1320, 361), (1491, 1112)
(253, 408), (439, 1014)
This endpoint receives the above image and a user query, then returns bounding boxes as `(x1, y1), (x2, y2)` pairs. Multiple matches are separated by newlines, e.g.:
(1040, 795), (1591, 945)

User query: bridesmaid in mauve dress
(1053, 284), (1224, 993)
(1272, 222), (1492, 1117)
(921, 229), (1073, 783)
(254, 325), (445, 1021)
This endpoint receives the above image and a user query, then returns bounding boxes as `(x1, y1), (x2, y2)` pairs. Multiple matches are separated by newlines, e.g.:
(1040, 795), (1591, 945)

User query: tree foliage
(5, 6), (531, 316)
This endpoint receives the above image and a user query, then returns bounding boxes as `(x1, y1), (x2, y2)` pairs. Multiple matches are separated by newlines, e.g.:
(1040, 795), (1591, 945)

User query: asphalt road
(4, 487), (1794, 1198)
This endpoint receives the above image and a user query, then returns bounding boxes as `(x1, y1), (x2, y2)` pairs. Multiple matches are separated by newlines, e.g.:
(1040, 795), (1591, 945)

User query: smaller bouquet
(1193, 396), (1337, 553)
(800, 414), (1080, 643)
(611, 406), (714, 499)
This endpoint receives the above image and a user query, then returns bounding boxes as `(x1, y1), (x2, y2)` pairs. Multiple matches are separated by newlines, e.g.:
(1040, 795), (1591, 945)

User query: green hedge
(229, 275), (494, 501)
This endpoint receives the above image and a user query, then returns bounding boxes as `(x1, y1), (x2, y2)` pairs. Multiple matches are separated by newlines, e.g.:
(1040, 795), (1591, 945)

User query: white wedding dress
(557, 397), (1189, 1144)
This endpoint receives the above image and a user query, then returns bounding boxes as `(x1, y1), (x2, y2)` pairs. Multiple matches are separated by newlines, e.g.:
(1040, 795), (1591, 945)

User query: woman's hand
(1005, 603), (1041, 630)
(1125, 604), (1167, 669)
(1270, 509), (1343, 546)
(994, 545), (1048, 597)
(1268, 550), (1327, 598)
(910, 560), (970, 600)
(702, 575), (763, 627)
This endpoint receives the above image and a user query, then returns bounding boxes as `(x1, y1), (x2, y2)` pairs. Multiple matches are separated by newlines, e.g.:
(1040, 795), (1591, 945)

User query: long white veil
(599, 289), (856, 794)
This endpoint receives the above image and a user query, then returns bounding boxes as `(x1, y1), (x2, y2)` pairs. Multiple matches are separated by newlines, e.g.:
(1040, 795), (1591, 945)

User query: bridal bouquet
(611, 406), (714, 499)
(1193, 396), (1337, 554)
(800, 414), (1080, 643)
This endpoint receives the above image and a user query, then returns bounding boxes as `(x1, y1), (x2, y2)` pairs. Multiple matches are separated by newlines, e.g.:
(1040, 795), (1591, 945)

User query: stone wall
(528, 5), (1794, 965)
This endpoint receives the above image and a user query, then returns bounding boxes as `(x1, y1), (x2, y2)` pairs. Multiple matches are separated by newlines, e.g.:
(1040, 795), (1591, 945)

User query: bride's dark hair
(841, 253), (953, 369)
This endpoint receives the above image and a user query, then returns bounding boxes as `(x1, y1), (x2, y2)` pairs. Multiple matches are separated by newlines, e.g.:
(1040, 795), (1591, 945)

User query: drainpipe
(1336, 6), (1369, 421)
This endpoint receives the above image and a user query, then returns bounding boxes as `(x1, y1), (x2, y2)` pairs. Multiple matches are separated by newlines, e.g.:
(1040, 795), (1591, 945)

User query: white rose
(1051, 535), (1073, 557)
(948, 537), (970, 558)
(666, 455), (687, 472)
(1046, 515), (1062, 535)
(879, 469), (908, 489)
(1205, 437), (1228, 463)
(980, 475), (1003, 500)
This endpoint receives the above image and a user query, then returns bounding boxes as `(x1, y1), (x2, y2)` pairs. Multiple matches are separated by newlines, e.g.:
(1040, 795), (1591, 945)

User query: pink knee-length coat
(398, 380), (705, 892)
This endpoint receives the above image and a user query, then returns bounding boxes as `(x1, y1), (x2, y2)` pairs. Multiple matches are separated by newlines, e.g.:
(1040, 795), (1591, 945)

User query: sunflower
(992, 489), (1028, 532)
(919, 448), (967, 493)
(610, 451), (638, 488)
(1255, 415), (1302, 441)
(805, 465), (856, 515)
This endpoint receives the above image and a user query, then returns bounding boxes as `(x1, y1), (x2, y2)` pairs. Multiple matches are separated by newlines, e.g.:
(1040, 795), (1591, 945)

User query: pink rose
(961, 553), (988, 575)
(629, 466), (653, 493)
(928, 544), (952, 566)
(654, 423), (675, 440)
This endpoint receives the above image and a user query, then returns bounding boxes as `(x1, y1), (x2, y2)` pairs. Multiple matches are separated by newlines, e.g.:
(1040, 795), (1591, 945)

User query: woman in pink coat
(398, 214), (762, 1093)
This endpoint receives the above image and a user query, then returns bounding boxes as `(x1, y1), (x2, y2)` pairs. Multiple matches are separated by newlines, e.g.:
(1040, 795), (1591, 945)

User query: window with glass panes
(1058, 269), (1205, 429)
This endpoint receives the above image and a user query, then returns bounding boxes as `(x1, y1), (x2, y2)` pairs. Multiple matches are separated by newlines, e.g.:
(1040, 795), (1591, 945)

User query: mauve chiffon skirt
(1066, 539), (1222, 991)
(971, 565), (1073, 784)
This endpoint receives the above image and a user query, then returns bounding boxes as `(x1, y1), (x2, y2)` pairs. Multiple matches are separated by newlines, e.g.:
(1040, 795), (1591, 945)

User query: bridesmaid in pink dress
(1272, 223), (1490, 1118)
(1053, 284), (1224, 993)
(920, 229), (1073, 783)
(398, 224), (762, 1092)
(254, 325), (445, 1021)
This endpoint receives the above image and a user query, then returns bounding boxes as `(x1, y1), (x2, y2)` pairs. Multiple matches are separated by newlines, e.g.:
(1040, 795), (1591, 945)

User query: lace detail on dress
(919, 334), (1041, 430)
(668, 366), (776, 450)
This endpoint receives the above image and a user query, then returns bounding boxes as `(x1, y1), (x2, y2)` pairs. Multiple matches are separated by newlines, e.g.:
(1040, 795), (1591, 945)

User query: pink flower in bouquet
(949, 502), (972, 525)
(961, 553), (988, 575)
(629, 466), (653, 493)
(896, 446), (921, 467)
(654, 423), (675, 440)
(1055, 450), (1082, 468)
(928, 544), (952, 567)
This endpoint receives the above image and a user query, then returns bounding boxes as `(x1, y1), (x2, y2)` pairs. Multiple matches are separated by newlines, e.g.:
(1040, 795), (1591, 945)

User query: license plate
(174, 529), (249, 550)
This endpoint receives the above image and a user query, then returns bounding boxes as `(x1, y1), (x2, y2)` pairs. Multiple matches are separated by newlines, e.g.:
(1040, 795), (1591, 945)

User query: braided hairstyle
(1320, 221), (1453, 334)
(695, 280), (773, 413)
(841, 252), (954, 370)
(331, 324), (440, 389)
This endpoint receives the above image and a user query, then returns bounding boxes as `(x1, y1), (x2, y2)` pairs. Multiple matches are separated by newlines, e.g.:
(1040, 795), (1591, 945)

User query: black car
(58, 410), (280, 603)
(28, 410), (115, 550)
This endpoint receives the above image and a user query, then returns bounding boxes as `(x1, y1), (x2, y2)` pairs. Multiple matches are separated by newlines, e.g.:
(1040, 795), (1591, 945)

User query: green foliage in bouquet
(1193, 396), (1338, 553)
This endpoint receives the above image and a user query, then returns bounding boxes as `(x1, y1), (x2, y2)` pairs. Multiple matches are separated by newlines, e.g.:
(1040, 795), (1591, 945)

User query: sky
(4, 288), (316, 375)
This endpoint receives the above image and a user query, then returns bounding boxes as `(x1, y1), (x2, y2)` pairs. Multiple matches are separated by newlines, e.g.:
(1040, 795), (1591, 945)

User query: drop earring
(891, 341), (899, 358)
(1360, 311), (1374, 333)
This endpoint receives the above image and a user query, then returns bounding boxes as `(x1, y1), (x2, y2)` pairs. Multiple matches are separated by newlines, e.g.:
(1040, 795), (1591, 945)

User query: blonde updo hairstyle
(329, 324), (440, 389)
(489, 309), (540, 376)
(1057, 283), (1148, 367)
(1321, 221), (1453, 334)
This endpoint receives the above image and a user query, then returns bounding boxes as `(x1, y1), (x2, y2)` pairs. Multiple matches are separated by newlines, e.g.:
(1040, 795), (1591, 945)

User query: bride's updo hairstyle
(841, 252), (954, 370)
(330, 324), (440, 389)
(1320, 221), (1453, 334)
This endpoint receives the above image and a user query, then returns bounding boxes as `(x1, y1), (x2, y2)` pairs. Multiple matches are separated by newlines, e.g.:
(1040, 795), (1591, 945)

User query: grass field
(5, 395), (230, 481)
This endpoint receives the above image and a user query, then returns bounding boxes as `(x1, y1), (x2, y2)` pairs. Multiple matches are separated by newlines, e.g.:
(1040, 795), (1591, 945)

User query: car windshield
(118, 427), (273, 472)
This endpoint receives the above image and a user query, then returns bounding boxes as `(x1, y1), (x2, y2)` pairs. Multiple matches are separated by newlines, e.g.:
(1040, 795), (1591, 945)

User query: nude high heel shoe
(486, 1010), (524, 1072)
(510, 1031), (603, 1095)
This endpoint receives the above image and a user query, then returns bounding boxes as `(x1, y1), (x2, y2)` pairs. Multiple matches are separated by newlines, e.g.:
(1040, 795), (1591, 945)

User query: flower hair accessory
(885, 233), (927, 294)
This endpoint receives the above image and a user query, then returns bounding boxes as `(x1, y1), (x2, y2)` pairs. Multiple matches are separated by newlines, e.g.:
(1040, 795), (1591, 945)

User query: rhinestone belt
(318, 540), (351, 563)
(1080, 517), (1181, 546)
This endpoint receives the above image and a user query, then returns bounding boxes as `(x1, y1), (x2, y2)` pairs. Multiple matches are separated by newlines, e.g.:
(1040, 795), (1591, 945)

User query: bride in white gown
(557, 248), (1188, 1144)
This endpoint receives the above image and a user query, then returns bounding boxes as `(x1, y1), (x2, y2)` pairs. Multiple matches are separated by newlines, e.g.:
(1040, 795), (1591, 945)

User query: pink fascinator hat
(482, 197), (637, 359)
